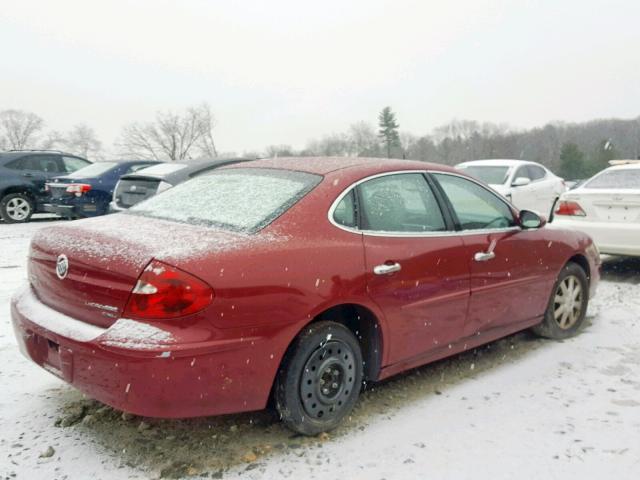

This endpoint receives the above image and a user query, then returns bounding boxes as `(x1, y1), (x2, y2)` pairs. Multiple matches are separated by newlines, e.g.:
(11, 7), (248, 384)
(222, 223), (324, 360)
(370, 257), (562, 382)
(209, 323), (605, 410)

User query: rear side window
(434, 174), (515, 230)
(527, 165), (546, 181)
(358, 173), (445, 233)
(585, 169), (640, 189)
(333, 190), (357, 228)
(128, 168), (321, 233)
(62, 156), (90, 173)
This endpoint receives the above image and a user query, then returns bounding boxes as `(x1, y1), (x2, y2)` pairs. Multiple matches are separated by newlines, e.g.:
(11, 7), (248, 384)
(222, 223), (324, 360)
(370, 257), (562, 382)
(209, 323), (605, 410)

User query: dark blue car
(44, 160), (159, 218)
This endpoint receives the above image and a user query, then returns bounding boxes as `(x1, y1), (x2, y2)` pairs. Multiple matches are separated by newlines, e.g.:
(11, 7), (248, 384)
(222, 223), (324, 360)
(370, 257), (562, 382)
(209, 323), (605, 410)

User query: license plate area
(595, 204), (640, 222)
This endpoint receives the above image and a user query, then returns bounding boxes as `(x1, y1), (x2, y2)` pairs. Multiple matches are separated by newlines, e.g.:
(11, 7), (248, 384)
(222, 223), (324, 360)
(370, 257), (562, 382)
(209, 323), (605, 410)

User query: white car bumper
(551, 218), (640, 257)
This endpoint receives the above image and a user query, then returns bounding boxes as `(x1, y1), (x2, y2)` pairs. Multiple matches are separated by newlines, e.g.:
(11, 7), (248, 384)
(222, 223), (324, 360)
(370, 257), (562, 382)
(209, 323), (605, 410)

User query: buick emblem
(56, 254), (69, 280)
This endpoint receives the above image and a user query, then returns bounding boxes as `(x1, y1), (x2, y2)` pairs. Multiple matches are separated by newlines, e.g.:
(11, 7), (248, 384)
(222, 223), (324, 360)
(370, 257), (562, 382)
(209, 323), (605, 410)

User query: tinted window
(585, 169), (640, 189)
(62, 156), (90, 173)
(434, 174), (515, 230)
(358, 173), (445, 232)
(333, 190), (357, 228)
(6, 155), (60, 172)
(527, 165), (546, 181)
(129, 168), (321, 232)
(458, 166), (510, 185)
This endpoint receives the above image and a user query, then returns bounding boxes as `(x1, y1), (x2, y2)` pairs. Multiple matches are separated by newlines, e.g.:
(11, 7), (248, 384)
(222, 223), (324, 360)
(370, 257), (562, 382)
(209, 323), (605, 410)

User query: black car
(111, 158), (254, 211)
(0, 150), (91, 223)
(45, 160), (159, 219)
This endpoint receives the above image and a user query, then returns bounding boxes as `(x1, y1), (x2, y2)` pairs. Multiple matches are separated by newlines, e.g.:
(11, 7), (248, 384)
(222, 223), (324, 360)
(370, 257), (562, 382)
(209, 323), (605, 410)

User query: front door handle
(474, 251), (496, 262)
(474, 239), (497, 262)
(374, 262), (402, 275)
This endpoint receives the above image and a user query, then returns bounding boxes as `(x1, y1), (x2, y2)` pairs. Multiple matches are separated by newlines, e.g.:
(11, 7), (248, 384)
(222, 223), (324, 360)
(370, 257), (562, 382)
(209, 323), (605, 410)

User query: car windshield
(458, 166), (510, 185)
(65, 162), (117, 178)
(127, 168), (322, 232)
(134, 163), (187, 176)
(584, 169), (640, 189)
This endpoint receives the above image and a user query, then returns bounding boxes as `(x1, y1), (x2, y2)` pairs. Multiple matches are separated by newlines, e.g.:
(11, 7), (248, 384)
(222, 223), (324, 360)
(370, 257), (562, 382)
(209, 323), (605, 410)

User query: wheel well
(568, 254), (590, 282)
(1, 186), (35, 201)
(312, 304), (383, 382)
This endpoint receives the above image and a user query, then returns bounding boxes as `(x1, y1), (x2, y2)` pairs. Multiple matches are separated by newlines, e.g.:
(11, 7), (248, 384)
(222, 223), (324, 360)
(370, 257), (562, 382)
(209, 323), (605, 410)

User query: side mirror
(519, 210), (546, 229)
(512, 177), (531, 187)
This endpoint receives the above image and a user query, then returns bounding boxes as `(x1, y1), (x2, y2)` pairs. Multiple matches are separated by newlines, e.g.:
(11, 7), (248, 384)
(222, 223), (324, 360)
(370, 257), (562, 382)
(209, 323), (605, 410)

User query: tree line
(1, 104), (638, 180)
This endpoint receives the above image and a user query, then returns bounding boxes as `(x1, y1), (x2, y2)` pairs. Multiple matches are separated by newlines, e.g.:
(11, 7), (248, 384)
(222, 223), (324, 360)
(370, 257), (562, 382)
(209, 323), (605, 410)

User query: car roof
(0, 150), (84, 162)
(606, 162), (640, 170)
(457, 159), (538, 168)
(120, 157), (254, 180)
(229, 156), (456, 176)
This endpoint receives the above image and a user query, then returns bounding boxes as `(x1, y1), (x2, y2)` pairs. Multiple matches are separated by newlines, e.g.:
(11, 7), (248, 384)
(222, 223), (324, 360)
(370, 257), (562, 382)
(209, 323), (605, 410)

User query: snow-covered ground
(1, 219), (639, 480)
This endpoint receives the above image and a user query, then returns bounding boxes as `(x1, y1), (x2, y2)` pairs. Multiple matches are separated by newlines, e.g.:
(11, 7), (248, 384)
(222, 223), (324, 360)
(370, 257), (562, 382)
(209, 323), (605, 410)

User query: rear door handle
(374, 262), (402, 275)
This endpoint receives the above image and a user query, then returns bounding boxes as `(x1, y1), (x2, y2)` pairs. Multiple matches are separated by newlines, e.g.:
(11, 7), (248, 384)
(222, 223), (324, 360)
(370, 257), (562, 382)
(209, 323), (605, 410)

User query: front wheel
(0, 193), (34, 223)
(274, 321), (363, 435)
(532, 262), (589, 339)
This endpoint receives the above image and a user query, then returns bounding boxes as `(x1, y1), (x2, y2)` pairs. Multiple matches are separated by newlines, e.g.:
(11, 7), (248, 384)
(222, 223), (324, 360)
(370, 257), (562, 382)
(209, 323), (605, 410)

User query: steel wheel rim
(6, 197), (31, 220)
(553, 274), (583, 329)
(300, 340), (356, 421)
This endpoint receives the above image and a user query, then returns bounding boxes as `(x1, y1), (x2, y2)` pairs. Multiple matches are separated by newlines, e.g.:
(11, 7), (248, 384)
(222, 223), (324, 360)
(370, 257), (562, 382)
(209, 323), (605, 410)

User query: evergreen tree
(587, 138), (620, 176)
(378, 107), (400, 158)
(558, 142), (585, 179)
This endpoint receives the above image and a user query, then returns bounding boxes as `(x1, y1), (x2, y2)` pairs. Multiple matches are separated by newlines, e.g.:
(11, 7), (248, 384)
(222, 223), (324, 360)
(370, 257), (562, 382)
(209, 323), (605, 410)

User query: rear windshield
(584, 169), (640, 189)
(127, 168), (321, 232)
(134, 163), (187, 176)
(66, 162), (117, 178)
(457, 165), (510, 185)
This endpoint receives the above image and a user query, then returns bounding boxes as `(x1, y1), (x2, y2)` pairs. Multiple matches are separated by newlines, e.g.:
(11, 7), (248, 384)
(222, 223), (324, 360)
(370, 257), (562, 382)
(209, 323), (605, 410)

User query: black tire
(549, 197), (559, 222)
(274, 321), (363, 435)
(0, 193), (34, 223)
(532, 262), (589, 339)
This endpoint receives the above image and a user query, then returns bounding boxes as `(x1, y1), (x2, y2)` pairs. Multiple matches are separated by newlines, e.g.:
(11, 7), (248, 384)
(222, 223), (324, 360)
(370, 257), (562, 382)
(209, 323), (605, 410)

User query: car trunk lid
(27, 214), (252, 328)
(564, 189), (640, 222)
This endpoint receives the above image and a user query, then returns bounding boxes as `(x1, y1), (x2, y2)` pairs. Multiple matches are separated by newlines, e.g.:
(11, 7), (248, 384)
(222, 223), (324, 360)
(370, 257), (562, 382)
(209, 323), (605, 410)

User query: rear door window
(357, 173), (446, 233)
(527, 165), (546, 181)
(333, 190), (357, 228)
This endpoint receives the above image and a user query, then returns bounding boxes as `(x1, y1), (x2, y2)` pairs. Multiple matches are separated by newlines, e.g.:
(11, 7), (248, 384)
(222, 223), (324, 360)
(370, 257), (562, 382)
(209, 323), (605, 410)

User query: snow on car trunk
(27, 213), (257, 328)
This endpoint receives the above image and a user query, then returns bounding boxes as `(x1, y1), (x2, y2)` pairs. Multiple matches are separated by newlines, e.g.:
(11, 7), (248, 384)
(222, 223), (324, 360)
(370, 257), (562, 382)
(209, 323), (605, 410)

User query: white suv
(456, 159), (566, 217)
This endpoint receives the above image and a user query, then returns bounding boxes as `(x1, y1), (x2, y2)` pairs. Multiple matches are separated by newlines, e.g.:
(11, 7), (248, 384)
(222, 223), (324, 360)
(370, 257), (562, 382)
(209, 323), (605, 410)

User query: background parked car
(45, 160), (159, 219)
(456, 159), (566, 217)
(110, 158), (254, 211)
(551, 160), (640, 257)
(0, 150), (91, 223)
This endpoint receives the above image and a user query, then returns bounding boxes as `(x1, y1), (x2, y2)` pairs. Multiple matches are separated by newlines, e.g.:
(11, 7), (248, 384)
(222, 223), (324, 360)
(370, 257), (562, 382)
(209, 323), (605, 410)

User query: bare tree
(43, 124), (102, 159)
(117, 103), (218, 161)
(0, 109), (44, 150)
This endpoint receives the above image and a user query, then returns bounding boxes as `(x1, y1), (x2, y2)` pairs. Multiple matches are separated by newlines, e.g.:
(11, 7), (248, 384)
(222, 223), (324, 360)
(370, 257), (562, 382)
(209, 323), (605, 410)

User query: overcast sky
(2, 0), (639, 154)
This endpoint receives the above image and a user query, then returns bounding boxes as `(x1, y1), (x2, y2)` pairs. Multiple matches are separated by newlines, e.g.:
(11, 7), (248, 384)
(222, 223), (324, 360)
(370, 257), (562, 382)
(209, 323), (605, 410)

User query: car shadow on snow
(600, 256), (640, 285)
(49, 329), (553, 478)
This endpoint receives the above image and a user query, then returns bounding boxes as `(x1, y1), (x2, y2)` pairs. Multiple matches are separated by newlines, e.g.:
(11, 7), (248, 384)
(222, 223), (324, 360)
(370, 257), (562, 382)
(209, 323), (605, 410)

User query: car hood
(488, 183), (511, 196)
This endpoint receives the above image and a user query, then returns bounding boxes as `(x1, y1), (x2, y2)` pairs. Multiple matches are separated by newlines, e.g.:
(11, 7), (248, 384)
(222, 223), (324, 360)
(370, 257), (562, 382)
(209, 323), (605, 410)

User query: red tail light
(123, 260), (214, 320)
(555, 200), (586, 217)
(66, 184), (92, 196)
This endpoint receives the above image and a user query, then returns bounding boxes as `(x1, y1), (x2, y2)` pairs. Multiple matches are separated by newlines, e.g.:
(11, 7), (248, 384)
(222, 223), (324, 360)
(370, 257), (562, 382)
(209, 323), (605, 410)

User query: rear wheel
(532, 262), (589, 339)
(274, 321), (363, 435)
(0, 193), (34, 223)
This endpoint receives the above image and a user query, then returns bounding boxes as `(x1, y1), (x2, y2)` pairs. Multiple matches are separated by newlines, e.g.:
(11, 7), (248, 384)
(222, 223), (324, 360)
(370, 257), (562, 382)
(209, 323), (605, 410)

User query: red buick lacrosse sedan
(11, 157), (600, 434)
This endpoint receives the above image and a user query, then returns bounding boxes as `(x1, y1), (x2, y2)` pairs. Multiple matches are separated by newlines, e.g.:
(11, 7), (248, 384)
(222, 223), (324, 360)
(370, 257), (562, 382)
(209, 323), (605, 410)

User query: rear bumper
(44, 200), (105, 218)
(552, 218), (640, 257)
(10, 286), (277, 418)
